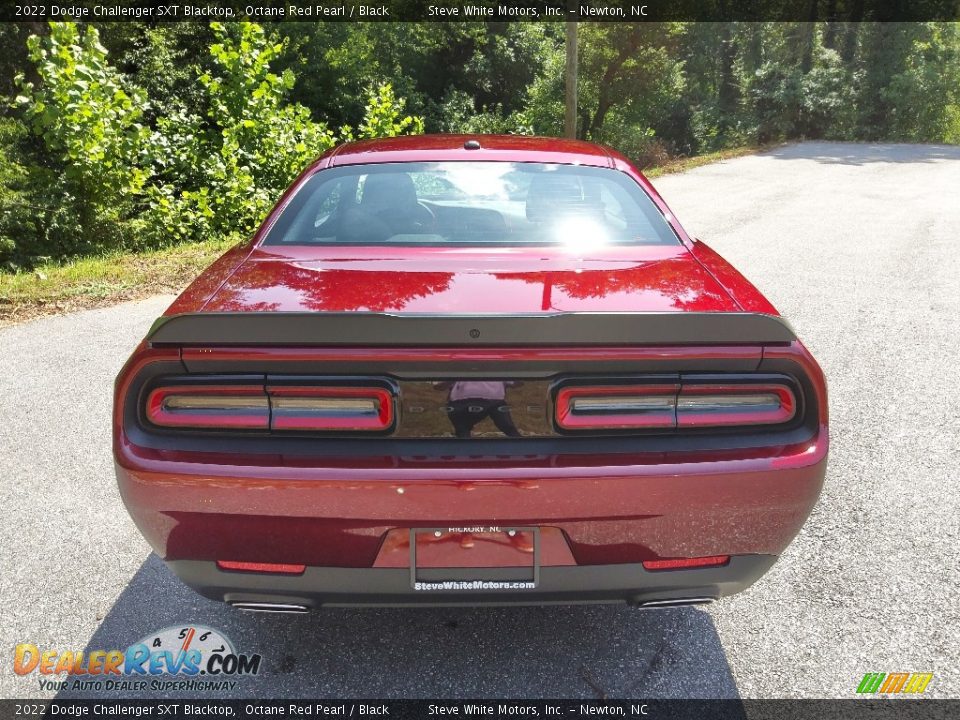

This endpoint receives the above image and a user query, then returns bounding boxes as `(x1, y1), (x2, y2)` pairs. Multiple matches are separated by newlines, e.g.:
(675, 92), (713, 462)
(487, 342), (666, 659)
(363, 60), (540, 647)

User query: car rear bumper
(116, 435), (826, 607)
(167, 554), (778, 608)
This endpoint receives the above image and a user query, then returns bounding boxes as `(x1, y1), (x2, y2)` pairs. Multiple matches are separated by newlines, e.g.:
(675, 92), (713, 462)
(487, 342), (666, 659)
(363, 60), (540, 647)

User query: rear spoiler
(146, 312), (796, 346)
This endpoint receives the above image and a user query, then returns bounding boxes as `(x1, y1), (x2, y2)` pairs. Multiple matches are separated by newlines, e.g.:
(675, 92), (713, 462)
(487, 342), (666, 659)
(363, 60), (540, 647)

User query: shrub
(15, 23), (152, 201)
(352, 82), (425, 139)
(147, 24), (425, 246)
(439, 88), (533, 135)
(9, 21), (426, 262)
(10, 23), (154, 264)
(146, 22), (337, 245)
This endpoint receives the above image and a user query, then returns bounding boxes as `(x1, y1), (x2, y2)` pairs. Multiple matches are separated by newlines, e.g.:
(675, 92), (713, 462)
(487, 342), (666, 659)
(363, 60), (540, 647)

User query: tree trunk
(841, 0), (865, 64)
(801, 0), (819, 74)
(823, 0), (840, 50)
(564, 22), (578, 139)
(717, 22), (738, 135)
(586, 29), (641, 140)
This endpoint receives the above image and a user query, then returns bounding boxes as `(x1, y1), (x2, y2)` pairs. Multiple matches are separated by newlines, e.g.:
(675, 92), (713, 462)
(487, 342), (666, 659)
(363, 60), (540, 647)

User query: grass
(0, 236), (238, 327)
(644, 142), (782, 178)
(0, 142), (781, 328)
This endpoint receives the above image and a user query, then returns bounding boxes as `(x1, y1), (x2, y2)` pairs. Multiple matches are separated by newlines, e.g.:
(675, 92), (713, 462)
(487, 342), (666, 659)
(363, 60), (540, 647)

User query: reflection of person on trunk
(440, 381), (521, 438)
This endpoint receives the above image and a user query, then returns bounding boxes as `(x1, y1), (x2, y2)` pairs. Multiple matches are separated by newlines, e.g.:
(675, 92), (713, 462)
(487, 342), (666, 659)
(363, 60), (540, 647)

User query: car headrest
(525, 172), (602, 223)
(360, 172), (419, 214)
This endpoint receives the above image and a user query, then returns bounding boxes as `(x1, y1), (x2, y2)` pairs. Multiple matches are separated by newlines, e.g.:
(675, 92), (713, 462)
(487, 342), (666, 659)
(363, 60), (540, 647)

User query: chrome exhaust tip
(230, 602), (310, 614)
(638, 597), (715, 608)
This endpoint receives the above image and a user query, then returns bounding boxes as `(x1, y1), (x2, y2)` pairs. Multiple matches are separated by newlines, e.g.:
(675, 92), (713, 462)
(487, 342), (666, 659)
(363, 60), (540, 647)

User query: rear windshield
(262, 162), (680, 247)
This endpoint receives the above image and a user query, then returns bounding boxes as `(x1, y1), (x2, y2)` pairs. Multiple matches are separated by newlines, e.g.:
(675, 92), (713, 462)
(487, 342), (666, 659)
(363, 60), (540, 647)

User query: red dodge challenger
(114, 135), (828, 612)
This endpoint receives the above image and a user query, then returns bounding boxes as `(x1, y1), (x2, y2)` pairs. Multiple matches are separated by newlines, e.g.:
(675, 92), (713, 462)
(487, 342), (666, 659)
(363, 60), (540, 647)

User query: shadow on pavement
(766, 142), (960, 166)
(56, 554), (742, 701)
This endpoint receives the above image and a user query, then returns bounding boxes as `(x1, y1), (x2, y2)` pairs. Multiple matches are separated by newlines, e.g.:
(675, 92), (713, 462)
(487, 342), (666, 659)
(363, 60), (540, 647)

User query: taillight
(145, 381), (394, 433)
(555, 384), (678, 430)
(268, 385), (393, 432)
(146, 385), (269, 429)
(677, 384), (795, 428)
(554, 379), (797, 432)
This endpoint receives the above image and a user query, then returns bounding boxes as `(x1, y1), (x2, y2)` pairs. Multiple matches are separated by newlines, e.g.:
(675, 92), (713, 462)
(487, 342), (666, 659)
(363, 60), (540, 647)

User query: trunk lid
(201, 245), (740, 314)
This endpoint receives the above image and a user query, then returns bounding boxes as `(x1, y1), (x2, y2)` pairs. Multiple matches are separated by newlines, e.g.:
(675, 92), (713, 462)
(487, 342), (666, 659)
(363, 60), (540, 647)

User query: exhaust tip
(230, 601), (310, 614)
(637, 597), (715, 609)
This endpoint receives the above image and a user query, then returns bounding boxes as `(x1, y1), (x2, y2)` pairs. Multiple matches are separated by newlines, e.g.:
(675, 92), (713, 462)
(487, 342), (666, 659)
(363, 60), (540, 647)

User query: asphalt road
(1, 142), (958, 700)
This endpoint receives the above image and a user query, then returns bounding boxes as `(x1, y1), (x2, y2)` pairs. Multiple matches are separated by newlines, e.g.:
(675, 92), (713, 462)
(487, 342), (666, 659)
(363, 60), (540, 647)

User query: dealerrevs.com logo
(14, 625), (261, 693)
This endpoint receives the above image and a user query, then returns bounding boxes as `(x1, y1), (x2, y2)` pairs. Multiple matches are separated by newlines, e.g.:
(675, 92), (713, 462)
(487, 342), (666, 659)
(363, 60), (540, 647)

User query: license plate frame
(409, 526), (540, 590)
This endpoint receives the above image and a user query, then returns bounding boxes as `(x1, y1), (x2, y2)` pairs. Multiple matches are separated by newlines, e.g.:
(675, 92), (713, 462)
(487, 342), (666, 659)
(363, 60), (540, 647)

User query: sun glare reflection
(551, 216), (610, 253)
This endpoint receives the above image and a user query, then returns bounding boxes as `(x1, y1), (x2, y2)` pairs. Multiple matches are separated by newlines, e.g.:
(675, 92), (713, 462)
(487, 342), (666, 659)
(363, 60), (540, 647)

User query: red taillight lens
(554, 380), (797, 431)
(216, 560), (306, 575)
(676, 384), (795, 428)
(267, 385), (393, 432)
(642, 555), (730, 571)
(145, 382), (394, 432)
(146, 385), (269, 429)
(555, 384), (678, 430)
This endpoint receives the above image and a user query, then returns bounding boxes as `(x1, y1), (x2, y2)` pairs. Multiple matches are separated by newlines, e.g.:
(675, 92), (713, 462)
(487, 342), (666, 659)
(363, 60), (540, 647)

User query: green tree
(149, 22), (425, 245)
(10, 22), (153, 263)
(526, 23), (684, 164)
(352, 82), (424, 139)
(16, 23), (152, 206)
(279, 22), (556, 133)
(148, 21), (337, 244)
(98, 23), (214, 121)
(881, 23), (960, 141)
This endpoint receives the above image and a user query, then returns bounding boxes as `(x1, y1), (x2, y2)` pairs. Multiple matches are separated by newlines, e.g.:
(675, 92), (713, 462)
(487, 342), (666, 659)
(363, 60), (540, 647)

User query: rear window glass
(263, 162), (679, 248)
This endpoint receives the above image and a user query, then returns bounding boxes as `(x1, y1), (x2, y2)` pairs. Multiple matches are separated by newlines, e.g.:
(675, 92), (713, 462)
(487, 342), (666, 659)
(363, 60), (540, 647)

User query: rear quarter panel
(688, 239), (781, 315)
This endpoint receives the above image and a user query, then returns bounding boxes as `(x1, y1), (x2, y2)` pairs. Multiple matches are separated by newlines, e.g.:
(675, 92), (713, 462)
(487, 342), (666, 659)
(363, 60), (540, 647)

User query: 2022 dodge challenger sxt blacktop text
(114, 135), (828, 612)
